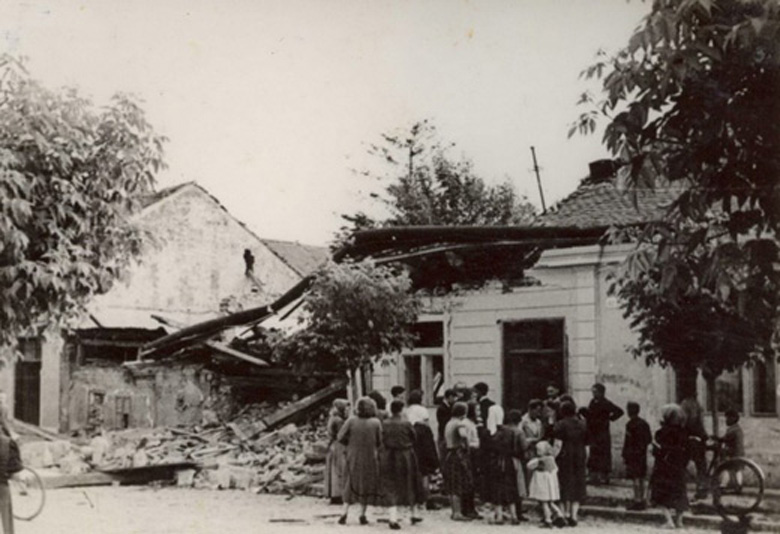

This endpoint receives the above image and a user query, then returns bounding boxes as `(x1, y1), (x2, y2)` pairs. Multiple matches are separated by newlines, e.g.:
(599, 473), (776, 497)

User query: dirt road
(15, 487), (713, 534)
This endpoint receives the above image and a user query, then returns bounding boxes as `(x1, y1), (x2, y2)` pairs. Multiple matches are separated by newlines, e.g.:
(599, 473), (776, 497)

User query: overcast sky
(0, 0), (649, 246)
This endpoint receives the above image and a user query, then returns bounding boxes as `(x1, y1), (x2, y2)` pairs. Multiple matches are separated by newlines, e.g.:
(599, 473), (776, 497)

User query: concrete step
(591, 479), (780, 515)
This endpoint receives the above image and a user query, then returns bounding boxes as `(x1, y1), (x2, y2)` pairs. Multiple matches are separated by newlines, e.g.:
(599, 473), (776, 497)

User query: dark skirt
(380, 448), (424, 507)
(650, 461), (689, 512)
(488, 454), (518, 505)
(443, 448), (473, 497)
(413, 423), (440, 477)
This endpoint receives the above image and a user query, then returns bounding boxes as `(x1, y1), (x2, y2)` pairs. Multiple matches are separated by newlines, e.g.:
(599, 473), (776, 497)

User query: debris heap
(20, 401), (331, 495)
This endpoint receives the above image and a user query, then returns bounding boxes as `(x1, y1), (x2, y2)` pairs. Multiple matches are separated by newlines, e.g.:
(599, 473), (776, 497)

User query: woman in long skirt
(487, 421), (519, 524)
(406, 390), (439, 506)
(325, 399), (350, 504)
(338, 397), (383, 525)
(381, 400), (424, 529)
(442, 402), (474, 521)
(553, 400), (588, 526)
(650, 404), (690, 529)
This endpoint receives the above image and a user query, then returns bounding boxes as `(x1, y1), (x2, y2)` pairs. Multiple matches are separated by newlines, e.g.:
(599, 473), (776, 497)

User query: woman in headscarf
(406, 390), (439, 506)
(325, 398), (350, 505)
(650, 404), (690, 529)
(338, 397), (383, 525)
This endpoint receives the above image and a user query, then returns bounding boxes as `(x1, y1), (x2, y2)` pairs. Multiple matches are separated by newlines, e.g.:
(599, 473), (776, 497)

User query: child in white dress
(527, 441), (566, 528)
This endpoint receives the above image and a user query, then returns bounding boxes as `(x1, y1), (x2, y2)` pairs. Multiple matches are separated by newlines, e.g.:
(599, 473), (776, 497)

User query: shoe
(411, 517), (423, 525)
(330, 497), (344, 505)
(359, 516), (369, 525)
(516, 514), (529, 522)
(389, 522), (401, 530)
(566, 518), (578, 527)
(338, 515), (347, 525)
(553, 516), (567, 528)
(451, 514), (473, 522)
(541, 520), (554, 529)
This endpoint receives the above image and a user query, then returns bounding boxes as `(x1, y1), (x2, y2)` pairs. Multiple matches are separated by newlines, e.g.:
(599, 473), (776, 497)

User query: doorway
(503, 319), (565, 411)
(14, 337), (42, 425)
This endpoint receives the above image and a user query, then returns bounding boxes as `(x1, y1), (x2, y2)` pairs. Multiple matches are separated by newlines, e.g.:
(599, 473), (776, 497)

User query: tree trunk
(705, 373), (719, 437)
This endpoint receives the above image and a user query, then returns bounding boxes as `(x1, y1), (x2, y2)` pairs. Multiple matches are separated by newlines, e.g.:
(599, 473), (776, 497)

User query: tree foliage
(0, 56), (166, 351)
(274, 260), (419, 373)
(577, 0), (780, 374)
(337, 120), (536, 246)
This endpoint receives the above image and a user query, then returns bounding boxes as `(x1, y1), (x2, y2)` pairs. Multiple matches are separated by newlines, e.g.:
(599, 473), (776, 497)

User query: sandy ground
(12, 486), (716, 534)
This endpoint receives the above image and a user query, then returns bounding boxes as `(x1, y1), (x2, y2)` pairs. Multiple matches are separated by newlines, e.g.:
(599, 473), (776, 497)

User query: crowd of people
(324, 382), (745, 530)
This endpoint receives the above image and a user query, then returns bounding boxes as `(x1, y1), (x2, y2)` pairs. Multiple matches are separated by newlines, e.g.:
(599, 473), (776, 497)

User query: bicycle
(690, 436), (765, 520)
(9, 466), (45, 521)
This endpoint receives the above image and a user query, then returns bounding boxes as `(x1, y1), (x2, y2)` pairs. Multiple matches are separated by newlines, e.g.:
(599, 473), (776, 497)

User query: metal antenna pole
(531, 146), (547, 214)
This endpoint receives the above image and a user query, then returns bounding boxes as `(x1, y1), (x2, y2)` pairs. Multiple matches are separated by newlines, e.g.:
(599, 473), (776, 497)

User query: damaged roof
(537, 182), (679, 228)
(261, 239), (329, 277)
(141, 182), (328, 277)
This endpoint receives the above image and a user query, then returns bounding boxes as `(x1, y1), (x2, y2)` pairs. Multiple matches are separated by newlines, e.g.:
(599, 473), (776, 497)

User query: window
(115, 396), (132, 429)
(707, 369), (744, 413)
(402, 321), (444, 405)
(752, 360), (777, 415)
(17, 337), (42, 361)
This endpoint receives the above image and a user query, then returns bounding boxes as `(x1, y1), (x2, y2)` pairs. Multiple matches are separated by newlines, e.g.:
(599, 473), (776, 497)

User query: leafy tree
(0, 56), (166, 354)
(574, 0), (779, 404)
(274, 260), (419, 384)
(337, 120), (536, 246)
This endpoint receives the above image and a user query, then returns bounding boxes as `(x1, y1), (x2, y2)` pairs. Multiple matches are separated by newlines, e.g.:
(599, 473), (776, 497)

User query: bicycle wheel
(9, 467), (45, 521)
(711, 457), (764, 518)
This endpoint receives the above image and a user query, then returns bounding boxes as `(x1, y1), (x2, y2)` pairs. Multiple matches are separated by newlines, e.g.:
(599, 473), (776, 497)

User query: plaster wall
(89, 185), (302, 326)
(67, 363), (213, 432)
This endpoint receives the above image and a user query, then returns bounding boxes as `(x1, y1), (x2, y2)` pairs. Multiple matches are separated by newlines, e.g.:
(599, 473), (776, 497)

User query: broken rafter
(204, 341), (269, 367)
(140, 276), (313, 358)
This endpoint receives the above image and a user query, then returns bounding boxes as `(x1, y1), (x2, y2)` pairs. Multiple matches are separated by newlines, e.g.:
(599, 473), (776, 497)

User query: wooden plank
(203, 341), (269, 367)
(258, 380), (347, 434)
(43, 471), (120, 489)
(150, 315), (269, 367)
(12, 418), (69, 442)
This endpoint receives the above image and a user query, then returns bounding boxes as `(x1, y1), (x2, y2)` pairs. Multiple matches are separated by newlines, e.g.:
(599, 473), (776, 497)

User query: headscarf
(331, 398), (350, 419)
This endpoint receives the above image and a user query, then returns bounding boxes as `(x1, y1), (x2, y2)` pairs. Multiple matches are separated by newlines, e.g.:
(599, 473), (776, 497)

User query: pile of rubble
(20, 401), (331, 495)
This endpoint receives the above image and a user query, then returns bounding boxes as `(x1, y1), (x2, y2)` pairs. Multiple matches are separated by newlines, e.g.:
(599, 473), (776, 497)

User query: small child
(527, 441), (566, 528)
(719, 409), (745, 489)
(622, 401), (652, 510)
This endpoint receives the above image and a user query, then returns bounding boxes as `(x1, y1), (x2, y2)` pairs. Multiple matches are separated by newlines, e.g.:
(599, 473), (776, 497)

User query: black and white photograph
(0, 1), (777, 533)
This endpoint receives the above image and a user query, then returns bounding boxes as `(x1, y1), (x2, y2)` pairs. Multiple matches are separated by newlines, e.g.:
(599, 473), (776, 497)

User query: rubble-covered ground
(16, 487), (716, 534)
(20, 401), (332, 495)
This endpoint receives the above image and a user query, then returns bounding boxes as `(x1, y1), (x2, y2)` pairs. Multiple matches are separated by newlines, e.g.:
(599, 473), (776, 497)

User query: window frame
(398, 317), (446, 407)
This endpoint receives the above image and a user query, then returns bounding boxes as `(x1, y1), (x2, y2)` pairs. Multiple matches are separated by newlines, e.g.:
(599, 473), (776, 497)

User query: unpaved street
(14, 487), (713, 534)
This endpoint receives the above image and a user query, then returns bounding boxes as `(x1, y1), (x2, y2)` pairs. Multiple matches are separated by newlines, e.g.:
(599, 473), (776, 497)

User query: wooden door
(15, 361), (41, 425)
(503, 319), (565, 412)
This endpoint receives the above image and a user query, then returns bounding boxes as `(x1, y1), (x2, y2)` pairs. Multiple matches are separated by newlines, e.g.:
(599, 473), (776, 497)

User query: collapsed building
(1, 182), (330, 434)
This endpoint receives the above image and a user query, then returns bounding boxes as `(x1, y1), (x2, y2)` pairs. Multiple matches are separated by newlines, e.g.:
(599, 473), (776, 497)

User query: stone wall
(65, 362), (225, 433)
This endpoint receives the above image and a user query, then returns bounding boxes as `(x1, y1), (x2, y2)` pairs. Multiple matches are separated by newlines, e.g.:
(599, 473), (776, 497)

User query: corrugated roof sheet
(537, 182), (680, 228)
(261, 239), (329, 277)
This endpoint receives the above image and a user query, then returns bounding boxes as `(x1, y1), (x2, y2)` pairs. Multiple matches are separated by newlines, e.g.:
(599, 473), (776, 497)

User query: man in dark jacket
(585, 383), (624, 485)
